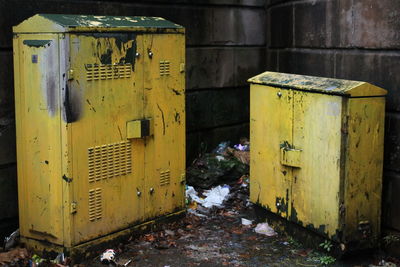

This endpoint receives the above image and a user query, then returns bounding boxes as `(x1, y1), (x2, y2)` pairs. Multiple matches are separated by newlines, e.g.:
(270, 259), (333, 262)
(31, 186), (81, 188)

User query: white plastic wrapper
(202, 185), (230, 208)
(186, 185), (230, 209)
(254, 222), (277, 237)
(100, 249), (116, 264)
(241, 218), (253, 226)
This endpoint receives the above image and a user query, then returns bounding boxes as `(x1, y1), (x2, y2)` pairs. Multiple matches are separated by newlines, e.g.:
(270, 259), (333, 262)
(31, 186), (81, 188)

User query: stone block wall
(0, 0), (399, 245)
(0, 0), (266, 238)
(266, 0), (400, 231)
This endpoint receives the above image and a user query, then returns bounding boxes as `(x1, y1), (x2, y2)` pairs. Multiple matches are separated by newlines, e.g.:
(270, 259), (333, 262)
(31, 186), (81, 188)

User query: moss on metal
(248, 71), (364, 95)
(39, 14), (183, 29)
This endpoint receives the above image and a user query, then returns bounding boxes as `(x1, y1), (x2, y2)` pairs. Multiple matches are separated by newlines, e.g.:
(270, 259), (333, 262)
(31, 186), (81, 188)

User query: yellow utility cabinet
(249, 72), (386, 250)
(13, 14), (185, 255)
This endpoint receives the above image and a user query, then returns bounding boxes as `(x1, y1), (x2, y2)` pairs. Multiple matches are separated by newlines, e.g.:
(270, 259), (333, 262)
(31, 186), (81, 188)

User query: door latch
(127, 119), (153, 139)
(280, 141), (302, 168)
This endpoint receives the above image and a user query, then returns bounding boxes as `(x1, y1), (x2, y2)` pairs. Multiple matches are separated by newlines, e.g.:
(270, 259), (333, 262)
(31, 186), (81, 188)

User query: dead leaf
(144, 234), (155, 242)
(231, 228), (243, 235)
(223, 213), (232, 217)
(295, 249), (313, 257)
(240, 253), (251, 259)
(246, 235), (257, 241)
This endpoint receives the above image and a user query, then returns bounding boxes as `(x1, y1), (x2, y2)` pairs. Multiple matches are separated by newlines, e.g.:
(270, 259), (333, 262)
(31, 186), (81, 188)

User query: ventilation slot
(86, 64), (132, 81)
(88, 141), (132, 183)
(160, 170), (171, 186)
(89, 188), (102, 221)
(159, 61), (170, 76)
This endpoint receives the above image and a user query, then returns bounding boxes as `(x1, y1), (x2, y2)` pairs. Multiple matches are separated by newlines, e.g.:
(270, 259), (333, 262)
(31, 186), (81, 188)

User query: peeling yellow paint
(248, 71), (387, 97)
(14, 15), (186, 256)
(249, 72), (386, 249)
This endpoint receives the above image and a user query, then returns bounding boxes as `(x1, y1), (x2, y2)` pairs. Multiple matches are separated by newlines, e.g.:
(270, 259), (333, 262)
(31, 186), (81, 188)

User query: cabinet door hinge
(67, 69), (75, 80)
(180, 173), (186, 185)
(341, 115), (349, 135)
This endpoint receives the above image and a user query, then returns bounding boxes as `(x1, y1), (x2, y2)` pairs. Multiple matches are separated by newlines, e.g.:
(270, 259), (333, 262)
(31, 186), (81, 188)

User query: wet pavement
(82, 183), (398, 267)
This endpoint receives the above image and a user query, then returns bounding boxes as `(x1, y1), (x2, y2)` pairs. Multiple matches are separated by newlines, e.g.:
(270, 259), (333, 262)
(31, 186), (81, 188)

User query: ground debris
(186, 185), (230, 209)
(254, 222), (278, 237)
(0, 248), (29, 266)
(6, 161), (397, 266)
(369, 260), (398, 267)
(186, 140), (249, 189)
(3, 229), (19, 252)
(79, 177), (399, 267)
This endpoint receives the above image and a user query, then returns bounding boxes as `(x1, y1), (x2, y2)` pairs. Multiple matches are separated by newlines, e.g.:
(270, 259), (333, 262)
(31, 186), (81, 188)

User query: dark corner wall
(266, 0), (400, 232)
(0, 0), (266, 237)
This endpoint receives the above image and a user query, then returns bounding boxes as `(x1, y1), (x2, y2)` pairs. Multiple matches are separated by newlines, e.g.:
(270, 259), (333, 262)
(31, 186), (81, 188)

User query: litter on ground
(1, 140), (398, 267)
(254, 222), (278, 237)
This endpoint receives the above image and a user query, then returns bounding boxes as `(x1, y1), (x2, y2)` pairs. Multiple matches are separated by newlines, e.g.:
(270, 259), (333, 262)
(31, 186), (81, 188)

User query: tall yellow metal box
(249, 72), (386, 250)
(13, 14), (185, 255)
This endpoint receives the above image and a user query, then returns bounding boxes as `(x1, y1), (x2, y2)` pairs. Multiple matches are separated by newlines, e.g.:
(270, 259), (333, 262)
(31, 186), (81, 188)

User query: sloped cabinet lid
(13, 14), (184, 33)
(248, 71), (387, 97)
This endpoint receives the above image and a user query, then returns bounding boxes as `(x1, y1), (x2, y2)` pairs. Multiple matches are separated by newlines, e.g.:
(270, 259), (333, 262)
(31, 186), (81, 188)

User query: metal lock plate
(280, 142), (302, 168)
(126, 119), (153, 139)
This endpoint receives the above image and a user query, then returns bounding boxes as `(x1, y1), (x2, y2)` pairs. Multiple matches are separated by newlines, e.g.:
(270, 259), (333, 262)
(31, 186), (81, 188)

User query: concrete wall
(266, 0), (400, 231)
(0, 0), (266, 237)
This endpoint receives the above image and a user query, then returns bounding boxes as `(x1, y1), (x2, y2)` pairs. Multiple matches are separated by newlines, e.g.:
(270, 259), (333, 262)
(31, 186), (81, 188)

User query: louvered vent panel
(88, 141), (132, 183)
(159, 61), (170, 76)
(89, 188), (102, 221)
(86, 64), (132, 81)
(160, 170), (171, 186)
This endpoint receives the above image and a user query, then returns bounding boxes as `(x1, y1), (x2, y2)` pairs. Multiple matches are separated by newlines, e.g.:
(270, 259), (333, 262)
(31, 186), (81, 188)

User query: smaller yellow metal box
(249, 72), (386, 250)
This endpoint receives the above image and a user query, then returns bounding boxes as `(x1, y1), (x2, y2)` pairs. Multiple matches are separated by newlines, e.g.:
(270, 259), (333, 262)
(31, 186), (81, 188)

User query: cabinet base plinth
(21, 210), (186, 262)
(253, 205), (377, 258)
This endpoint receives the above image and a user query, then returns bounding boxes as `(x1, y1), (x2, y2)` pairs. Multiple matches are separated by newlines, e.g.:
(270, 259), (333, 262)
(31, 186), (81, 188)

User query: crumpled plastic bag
(254, 222), (277, 237)
(202, 185), (230, 208)
(186, 186), (204, 204)
(3, 228), (19, 251)
(186, 185), (230, 209)
(100, 249), (116, 264)
(241, 218), (253, 226)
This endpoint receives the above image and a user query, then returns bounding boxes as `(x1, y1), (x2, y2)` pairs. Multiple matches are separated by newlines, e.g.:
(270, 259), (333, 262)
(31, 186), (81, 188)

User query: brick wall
(0, 0), (266, 238)
(266, 0), (400, 231)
